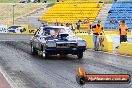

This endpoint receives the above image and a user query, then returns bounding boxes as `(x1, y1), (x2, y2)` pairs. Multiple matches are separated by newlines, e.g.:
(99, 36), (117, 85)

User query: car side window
(50, 30), (55, 35)
(34, 28), (40, 36)
(35, 28), (43, 36)
(44, 28), (51, 35)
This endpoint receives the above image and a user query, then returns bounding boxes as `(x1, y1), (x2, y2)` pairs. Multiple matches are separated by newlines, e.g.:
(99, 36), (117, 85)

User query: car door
(32, 28), (43, 50)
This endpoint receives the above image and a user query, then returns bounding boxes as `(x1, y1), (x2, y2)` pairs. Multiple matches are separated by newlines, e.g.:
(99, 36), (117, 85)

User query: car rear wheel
(77, 52), (83, 59)
(31, 45), (38, 55)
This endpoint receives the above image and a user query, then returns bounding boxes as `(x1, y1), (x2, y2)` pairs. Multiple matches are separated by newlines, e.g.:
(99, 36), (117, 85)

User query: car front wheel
(77, 52), (83, 59)
(45, 52), (49, 59)
(42, 50), (49, 59)
(31, 45), (38, 55)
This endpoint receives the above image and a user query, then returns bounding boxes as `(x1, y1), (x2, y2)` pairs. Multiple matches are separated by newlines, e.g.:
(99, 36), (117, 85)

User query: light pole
(13, 4), (16, 25)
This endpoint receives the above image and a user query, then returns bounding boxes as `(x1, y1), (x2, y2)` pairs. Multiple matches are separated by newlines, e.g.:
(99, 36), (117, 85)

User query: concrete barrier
(118, 42), (132, 55)
(75, 33), (114, 52)
(99, 35), (113, 52)
(109, 35), (132, 49)
(74, 30), (132, 35)
(74, 30), (87, 34)
(76, 33), (94, 48)
(104, 31), (132, 35)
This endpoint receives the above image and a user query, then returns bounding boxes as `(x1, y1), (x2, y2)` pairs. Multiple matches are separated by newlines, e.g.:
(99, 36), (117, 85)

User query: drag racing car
(30, 26), (86, 59)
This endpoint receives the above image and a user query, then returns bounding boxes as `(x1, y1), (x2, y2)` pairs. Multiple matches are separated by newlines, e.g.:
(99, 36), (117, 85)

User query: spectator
(87, 18), (92, 34)
(92, 20), (104, 51)
(110, 19), (118, 24)
(45, 22), (48, 26)
(97, 0), (102, 8)
(108, 10), (112, 14)
(83, 18), (88, 24)
(97, 3), (100, 8)
(66, 23), (71, 27)
(76, 20), (82, 30)
(118, 20), (128, 43)
(55, 20), (59, 26)
(42, 22), (46, 27)
(66, 23), (69, 27)
(112, 19), (115, 24)
(110, 20), (112, 24)
(61, 23), (64, 26)
(70, 24), (75, 32)
(115, 19), (118, 24)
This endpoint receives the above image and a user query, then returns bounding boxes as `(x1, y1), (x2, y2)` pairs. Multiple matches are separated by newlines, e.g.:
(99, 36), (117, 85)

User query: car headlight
(47, 40), (56, 47)
(78, 40), (86, 46)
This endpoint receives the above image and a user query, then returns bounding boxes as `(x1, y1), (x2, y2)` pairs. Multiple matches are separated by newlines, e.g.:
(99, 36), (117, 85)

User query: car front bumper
(45, 46), (86, 55)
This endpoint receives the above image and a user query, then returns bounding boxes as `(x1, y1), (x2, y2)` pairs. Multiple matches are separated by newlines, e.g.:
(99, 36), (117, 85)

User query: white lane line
(0, 67), (19, 88)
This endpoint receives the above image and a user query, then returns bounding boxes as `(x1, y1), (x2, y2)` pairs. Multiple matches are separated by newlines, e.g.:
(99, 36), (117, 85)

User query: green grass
(0, 0), (19, 3)
(0, 3), (47, 24)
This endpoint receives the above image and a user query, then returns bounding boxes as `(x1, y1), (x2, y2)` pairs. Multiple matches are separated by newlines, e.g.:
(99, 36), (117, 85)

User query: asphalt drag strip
(0, 41), (132, 88)
(0, 70), (11, 88)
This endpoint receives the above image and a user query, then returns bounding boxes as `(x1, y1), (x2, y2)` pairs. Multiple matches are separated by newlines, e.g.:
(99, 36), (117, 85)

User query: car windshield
(42, 27), (74, 36)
